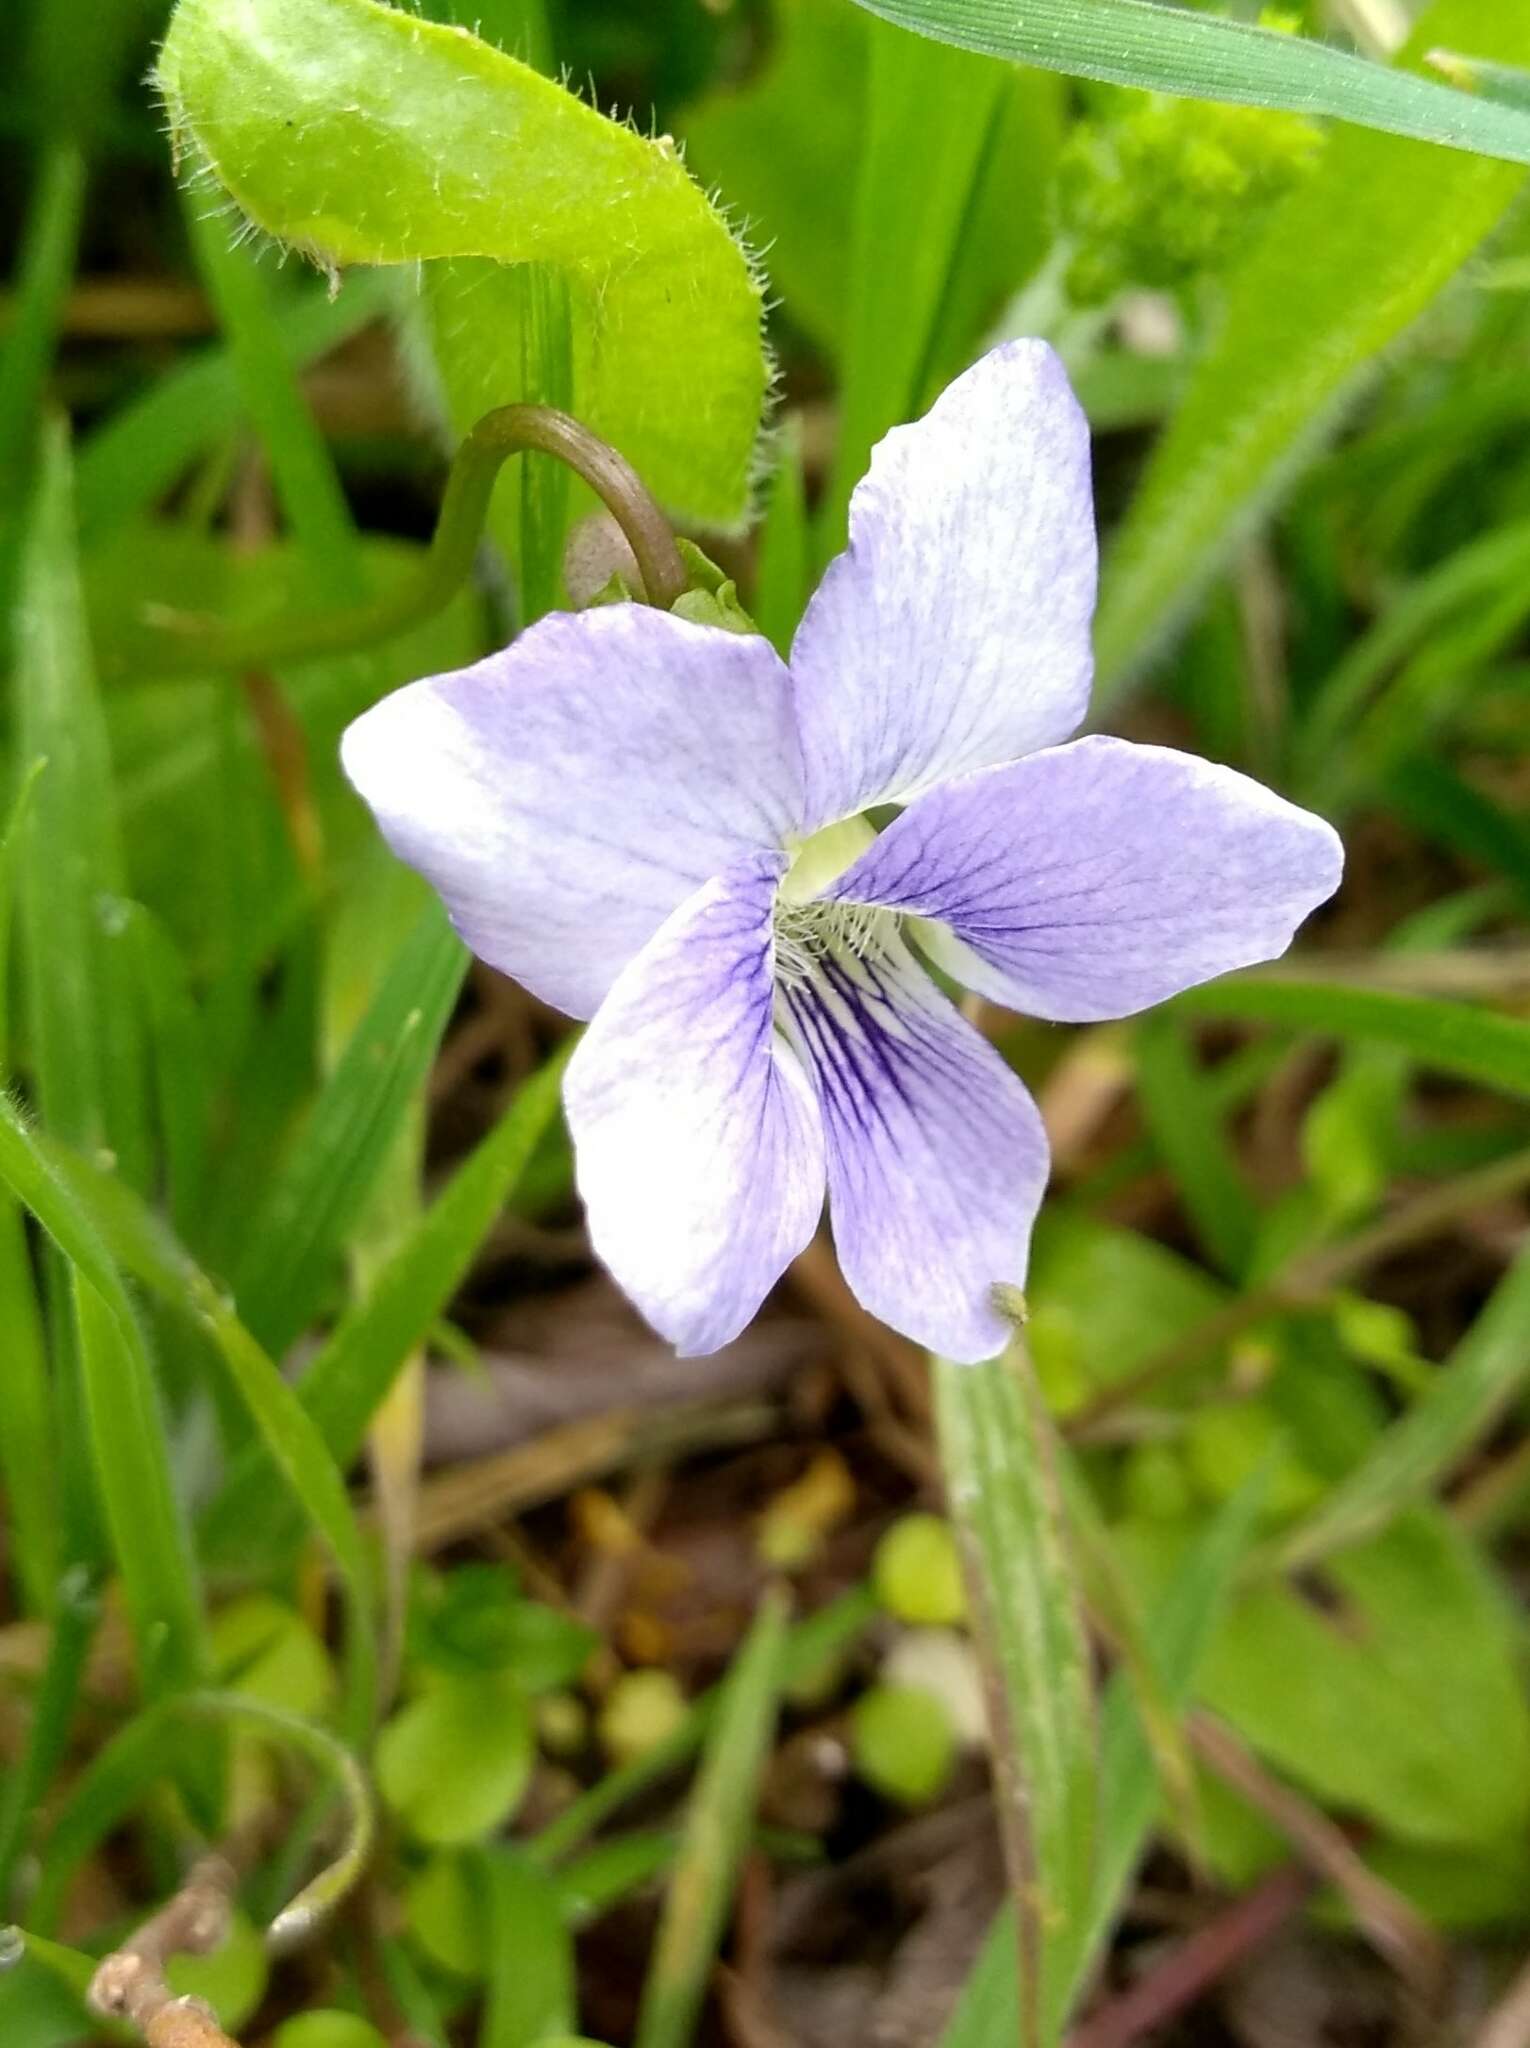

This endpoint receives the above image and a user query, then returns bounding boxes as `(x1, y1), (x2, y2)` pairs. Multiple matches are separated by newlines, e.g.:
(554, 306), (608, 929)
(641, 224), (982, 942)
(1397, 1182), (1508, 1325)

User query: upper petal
(564, 851), (825, 1357)
(781, 929), (1050, 1363)
(829, 736), (1345, 1023)
(789, 340), (1097, 828)
(341, 605), (803, 1019)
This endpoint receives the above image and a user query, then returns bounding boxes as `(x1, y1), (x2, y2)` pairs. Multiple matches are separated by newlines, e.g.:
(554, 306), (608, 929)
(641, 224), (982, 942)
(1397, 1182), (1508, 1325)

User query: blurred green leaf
(377, 1673), (535, 1845)
(1278, 1237), (1530, 1571)
(75, 273), (394, 542)
(1094, 0), (1530, 698)
(849, 0), (1530, 161)
(157, 0), (766, 526)
(1134, 1015), (1258, 1279)
(1175, 976), (1530, 1102)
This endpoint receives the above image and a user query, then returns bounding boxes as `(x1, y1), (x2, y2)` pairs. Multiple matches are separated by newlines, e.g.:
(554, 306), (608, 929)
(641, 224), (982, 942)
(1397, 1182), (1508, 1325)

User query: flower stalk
(124, 404), (689, 678)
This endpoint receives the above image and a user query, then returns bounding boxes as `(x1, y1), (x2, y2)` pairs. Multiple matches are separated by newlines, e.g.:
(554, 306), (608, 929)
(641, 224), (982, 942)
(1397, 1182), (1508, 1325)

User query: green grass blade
(0, 1200), (56, 1616)
(1134, 1014), (1258, 1280)
(75, 273), (393, 542)
(187, 199), (366, 596)
(942, 1473), (1268, 2045)
(299, 1041), (570, 1464)
(820, 17), (1008, 549)
(15, 418), (152, 1188)
(1277, 1238), (1530, 1573)
(755, 421), (810, 658)
(635, 1584), (791, 2048)
(1092, 0), (1530, 700)
(0, 762), (56, 1615)
(530, 1584), (876, 1868)
(231, 905), (466, 1357)
(70, 1271), (204, 1702)
(205, 1037), (567, 1570)
(933, 1346), (1095, 2048)
(848, 0), (1530, 162)
(0, 1568), (100, 1909)
(479, 1849), (576, 2048)
(0, 143), (84, 500)
(28, 1118), (377, 1707)
(0, 1099), (204, 1704)
(1174, 976), (1530, 1102)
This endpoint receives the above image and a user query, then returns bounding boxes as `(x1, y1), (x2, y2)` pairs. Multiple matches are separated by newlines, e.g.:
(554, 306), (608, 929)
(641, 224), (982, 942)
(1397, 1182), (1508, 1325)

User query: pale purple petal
(829, 737), (1345, 1022)
(341, 606), (803, 1019)
(780, 930), (1049, 1363)
(788, 340), (1097, 827)
(564, 852), (825, 1357)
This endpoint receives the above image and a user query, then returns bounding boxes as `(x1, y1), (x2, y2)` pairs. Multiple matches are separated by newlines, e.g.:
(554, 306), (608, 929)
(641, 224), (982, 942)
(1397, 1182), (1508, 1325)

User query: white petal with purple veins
(564, 851), (825, 1357)
(788, 340), (1097, 828)
(829, 736), (1344, 1022)
(341, 606), (803, 1020)
(780, 928), (1050, 1363)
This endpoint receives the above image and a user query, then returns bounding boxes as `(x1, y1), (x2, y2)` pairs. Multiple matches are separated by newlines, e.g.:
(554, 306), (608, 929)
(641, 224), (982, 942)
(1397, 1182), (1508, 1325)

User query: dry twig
(87, 1855), (241, 2048)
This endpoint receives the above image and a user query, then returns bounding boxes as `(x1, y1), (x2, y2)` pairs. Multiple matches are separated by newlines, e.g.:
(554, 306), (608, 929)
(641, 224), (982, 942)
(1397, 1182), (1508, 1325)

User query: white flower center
(773, 897), (897, 992)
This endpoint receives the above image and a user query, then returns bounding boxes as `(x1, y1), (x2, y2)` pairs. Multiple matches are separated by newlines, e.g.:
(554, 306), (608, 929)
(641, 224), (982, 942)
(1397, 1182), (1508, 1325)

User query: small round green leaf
(377, 1671), (535, 1844)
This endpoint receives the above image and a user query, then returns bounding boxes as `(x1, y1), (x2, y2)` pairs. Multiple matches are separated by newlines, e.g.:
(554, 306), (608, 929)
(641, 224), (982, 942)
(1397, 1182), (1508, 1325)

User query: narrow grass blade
(231, 905), (466, 1357)
(75, 273), (393, 542)
(0, 1201), (56, 1616)
(531, 1584), (875, 1868)
(0, 1568), (99, 1910)
(207, 1042), (568, 1565)
(0, 763), (56, 1615)
(1174, 976), (1530, 1101)
(1134, 1014), (1258, 1281)
(69, 1271), (204, 1703)
(479, 1849), (576, 2048)
(1277, 1238), (1530, 1573)
(933, 1345), (1095, 2048)
(15, 418), (152, 1187)
(0, 144), (84, 499)
(1092, 0), (1530, 700)
(634, 1585), (791, 2048)
(849, 0), (1530, 162)
(17, 1111), (382, 1736)
(186, 201), (366, 596)
(755, 420), (810, 659)
(821, 19), (1007, 550)
(0, 1101), (204, 1703)
(942, 1472), (1268, 2045)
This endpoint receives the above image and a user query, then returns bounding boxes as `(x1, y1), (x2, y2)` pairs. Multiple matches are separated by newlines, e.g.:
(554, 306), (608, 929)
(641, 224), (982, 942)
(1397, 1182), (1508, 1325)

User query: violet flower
(342, 342), (1342, 1363)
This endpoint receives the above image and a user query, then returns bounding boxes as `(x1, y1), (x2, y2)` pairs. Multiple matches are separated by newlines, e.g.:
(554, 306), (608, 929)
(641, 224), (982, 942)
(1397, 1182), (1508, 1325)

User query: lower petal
(781, 932), (1049, 1363)
(564, 852), (825, 1357)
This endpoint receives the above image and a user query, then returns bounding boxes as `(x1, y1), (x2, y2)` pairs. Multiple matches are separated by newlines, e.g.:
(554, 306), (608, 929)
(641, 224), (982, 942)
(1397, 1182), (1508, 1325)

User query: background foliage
(3, 1), (1530, 2044)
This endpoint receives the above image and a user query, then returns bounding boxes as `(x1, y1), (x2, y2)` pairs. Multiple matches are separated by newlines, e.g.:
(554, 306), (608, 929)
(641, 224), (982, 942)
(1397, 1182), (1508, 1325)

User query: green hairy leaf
(155, 0), (767, 526)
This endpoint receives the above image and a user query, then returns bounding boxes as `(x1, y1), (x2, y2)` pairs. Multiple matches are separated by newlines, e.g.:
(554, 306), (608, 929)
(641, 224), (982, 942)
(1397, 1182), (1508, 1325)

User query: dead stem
(87, 1855), (241, 2048)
